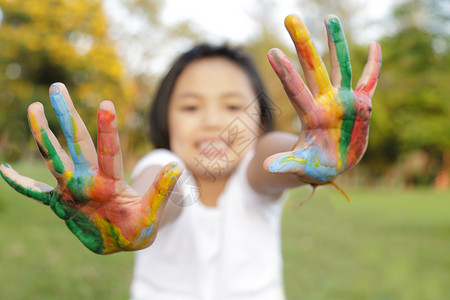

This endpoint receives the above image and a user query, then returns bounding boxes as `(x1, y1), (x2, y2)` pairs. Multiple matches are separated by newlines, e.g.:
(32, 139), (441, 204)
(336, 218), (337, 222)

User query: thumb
(264, 147), (337, 184)
(143, 162), (184, 223)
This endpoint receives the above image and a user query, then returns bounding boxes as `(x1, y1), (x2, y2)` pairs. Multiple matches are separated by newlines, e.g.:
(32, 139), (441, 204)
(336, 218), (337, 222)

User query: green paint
(107, 221), (123, 248)
(1, 164), (105, 254)
(67, 176), (91, 204)
(270, 50), (283, 74)
(311, 156), (320, 167)
(40, 128), (65, 174)
(327, 17), (352, 89)
(66, 212), (105, 254)
(46, 192), (78, 219)
(280, 156), (307, 165)
(337, 90), (356, 167)
(0, 170), (47, 203)
(0, 170), (78, 220)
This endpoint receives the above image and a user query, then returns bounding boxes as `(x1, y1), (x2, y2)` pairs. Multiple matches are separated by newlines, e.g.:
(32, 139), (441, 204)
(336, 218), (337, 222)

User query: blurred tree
(360, 0), (450, 184)
(0, 0), (136, 161)
(103, 0), (201, 163)
(294, 0), (363, 47)
(244, 0), (298, 134)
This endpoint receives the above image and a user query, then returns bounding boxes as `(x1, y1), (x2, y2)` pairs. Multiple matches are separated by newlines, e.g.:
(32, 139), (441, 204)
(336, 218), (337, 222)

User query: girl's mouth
(197, 139), (230, 158)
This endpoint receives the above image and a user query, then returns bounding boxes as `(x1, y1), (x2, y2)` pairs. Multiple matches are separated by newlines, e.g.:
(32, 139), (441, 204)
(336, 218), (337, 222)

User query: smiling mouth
(197, 139), (230, 158)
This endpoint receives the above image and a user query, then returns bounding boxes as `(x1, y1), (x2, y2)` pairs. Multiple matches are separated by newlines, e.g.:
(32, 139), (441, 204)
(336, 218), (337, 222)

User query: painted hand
(265, 14), (381, 186)
(0, 83), (182, 254)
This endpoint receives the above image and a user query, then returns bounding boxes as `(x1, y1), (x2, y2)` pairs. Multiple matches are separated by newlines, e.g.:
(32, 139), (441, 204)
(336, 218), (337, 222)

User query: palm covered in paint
(0, 83), (182, 254)
(265, 14), (382, 184)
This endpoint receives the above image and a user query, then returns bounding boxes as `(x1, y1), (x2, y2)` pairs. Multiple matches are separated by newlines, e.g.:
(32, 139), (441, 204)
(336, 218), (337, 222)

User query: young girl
(0, 14), (381, 299)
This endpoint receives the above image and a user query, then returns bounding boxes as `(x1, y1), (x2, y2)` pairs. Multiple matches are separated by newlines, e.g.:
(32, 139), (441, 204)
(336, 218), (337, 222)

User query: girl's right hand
(0, 83), (183, 254)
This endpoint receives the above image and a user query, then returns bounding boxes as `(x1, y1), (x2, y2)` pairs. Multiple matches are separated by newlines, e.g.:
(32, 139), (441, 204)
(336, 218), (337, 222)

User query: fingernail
(99, 100), (114, 111)
(49, 83), (61, 95)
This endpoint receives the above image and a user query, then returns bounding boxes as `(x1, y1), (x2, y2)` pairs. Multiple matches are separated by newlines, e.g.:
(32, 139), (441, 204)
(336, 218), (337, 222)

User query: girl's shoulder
(131, 149), (183, 180)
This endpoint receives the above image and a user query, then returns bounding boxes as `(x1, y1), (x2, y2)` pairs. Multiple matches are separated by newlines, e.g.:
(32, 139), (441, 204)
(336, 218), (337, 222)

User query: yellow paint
(63, 170), (74, 180)
(93, 214), (131, 252)
(315, 65), (333, 96)
(285, 15), (332, 96)
(28, 111), (39, 132)
(148, 167), (180, 222)
(69, 115), (82, 155)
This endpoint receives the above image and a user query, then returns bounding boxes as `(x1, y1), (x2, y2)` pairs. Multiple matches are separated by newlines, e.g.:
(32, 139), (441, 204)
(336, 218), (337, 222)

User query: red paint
(92, 108), (119, 202)
(98, 108), (116, 128)
(267, 50), (282, 76)
(285, 15), (316, 70)
(90, 176), (117, 203)
(296, 42), (316, 70)
(97, 108), (120, 177)
(356, 43), (381, 95)
(346, 118), (368, 168)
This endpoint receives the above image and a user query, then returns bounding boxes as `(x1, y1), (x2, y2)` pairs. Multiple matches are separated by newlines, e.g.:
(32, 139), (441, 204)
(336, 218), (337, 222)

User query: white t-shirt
(129, 149), (286, 300)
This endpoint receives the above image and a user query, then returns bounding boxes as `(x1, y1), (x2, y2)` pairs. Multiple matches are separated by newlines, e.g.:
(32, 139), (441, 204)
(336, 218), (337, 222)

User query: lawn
(1, 160), (449, 299)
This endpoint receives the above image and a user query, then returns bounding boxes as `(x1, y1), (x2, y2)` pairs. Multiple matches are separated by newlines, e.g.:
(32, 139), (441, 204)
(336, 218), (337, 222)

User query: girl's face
(168, 57), (262, 181)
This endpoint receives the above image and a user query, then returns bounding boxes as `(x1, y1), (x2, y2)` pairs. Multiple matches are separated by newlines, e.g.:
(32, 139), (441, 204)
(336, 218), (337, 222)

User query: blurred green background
(0, 0), (449, 299)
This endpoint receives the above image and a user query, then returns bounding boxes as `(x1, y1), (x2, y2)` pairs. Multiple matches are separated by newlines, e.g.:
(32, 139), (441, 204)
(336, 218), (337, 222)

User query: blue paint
(145, 225), (153, 241)
(137, 225), (153, 243)
(269, 145), (337, 183)
(49, 84), (91, 176)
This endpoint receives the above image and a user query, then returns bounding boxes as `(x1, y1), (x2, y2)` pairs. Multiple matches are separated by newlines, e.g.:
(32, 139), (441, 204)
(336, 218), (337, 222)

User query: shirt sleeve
(131, 149), (183, 180)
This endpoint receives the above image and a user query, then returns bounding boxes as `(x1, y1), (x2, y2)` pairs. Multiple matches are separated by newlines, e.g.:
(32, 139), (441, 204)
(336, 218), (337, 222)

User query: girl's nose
(203, 105), (223, 129)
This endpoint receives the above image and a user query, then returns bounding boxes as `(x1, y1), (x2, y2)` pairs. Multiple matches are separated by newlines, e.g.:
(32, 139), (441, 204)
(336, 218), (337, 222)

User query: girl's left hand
(264, 14), (382, 184)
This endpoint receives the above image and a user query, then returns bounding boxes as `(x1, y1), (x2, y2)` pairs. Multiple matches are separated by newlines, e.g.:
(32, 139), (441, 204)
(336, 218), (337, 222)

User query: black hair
(149, 43), (274, 149)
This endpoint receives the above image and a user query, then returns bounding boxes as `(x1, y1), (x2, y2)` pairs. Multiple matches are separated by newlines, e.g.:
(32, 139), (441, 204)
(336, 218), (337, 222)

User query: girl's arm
(248, 131), (305, 196)
(247, 14), (381, 197)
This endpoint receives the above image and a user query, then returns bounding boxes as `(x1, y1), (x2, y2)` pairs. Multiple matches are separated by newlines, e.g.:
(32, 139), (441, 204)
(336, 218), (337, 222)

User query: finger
(356, 42), (382, 98)
(134, 163), (183, 244)
(285, 14), (332, 97)
(0, 163), (53, 204)
(268, 48), (315, 119)
(28, 102), (74, 178)
(264, 147), (337, 184)
(325, 15), (352, 89)
(143, 162), (183, 223)
(1, 163), (81, 220)
(97, 101), (123, 180)
(49, 82), (98, 174)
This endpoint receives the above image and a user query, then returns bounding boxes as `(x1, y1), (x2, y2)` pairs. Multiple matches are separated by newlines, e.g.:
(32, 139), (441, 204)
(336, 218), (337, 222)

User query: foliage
(0, 0), (136, 161)
(360, 0), (450, 182)
(102, 0), (202, 164)
(0, 0), (449, 185)
(244, 0), (300, 134)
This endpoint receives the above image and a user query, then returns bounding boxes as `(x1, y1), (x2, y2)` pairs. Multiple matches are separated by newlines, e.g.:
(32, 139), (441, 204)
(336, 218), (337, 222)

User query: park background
(0, 0), (449, 299)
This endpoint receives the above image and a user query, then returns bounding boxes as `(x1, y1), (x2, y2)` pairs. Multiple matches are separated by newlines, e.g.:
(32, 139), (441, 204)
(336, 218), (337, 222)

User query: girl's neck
(195, 175), (230, 207)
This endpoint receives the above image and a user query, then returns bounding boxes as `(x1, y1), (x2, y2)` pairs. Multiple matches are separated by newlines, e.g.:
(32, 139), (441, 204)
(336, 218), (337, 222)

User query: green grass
(1, 161), (449, 299)
(0, 160), (134, 300)
(283, 186), (450, 300)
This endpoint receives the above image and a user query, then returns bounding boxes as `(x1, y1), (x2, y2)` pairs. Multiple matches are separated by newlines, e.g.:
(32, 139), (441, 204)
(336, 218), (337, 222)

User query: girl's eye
(227, 104), (243, 111)
(181, 105), (198, 111)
